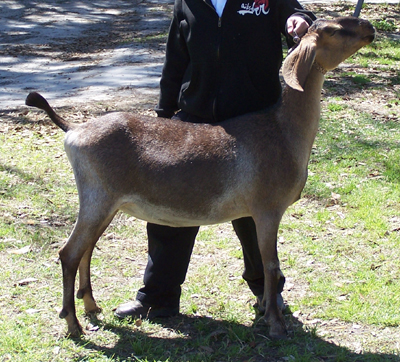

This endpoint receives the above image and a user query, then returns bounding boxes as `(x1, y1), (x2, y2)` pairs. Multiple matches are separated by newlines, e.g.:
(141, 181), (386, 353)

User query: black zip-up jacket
(156, 0), (315, 122)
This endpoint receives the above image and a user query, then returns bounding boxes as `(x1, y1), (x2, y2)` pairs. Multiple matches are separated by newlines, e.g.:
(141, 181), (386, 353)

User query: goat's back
(64, 111), (305, 226)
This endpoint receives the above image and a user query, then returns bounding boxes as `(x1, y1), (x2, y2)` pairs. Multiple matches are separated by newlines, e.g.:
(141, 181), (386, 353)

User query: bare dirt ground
(0, 0), (173, 111)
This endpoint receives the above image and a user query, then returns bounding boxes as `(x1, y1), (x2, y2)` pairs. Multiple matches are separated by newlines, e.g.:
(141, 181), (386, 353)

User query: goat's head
(283, 17), (375, 91)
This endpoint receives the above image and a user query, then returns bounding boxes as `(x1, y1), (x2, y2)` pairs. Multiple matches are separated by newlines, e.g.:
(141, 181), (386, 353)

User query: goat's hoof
(269, 324), (287, 340)
(83, 298), (102, 315)
(66, 325), (85, 338)
(85, 306), (102, 315)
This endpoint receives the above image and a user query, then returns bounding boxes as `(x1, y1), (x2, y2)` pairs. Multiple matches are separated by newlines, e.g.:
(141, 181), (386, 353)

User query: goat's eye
(325, 26), (341, 36)
(326, 28), (338, 36)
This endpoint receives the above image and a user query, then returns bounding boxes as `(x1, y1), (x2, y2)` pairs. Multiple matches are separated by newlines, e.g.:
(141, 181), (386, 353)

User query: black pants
(136, 217), (265, 309)
(135, 111), (276, 309)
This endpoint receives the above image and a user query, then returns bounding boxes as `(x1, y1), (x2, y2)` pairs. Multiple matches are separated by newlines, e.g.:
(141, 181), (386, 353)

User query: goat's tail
(25, 92), (75, 132)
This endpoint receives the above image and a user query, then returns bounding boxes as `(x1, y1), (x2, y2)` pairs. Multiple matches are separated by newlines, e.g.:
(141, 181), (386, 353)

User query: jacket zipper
(203, 0), (222, 121)
(213, 17), (223, 121)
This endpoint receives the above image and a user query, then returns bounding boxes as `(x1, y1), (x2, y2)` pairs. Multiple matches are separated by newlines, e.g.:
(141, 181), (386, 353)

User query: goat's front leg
(255, 215), (287, 339)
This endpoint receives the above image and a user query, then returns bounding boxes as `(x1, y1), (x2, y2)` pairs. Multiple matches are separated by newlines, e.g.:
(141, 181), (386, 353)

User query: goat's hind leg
(76, 205), (117, 314)
(59, 204), (116, 337)
(76, 246), (103, 315)
(59, 227), (91, 337)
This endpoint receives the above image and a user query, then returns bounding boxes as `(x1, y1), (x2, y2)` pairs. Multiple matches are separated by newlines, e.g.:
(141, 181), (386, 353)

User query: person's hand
(286, 15), (310, 39)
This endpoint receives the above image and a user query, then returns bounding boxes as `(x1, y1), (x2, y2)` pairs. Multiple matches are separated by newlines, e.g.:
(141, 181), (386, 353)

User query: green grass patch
(371, 19), (397, 32)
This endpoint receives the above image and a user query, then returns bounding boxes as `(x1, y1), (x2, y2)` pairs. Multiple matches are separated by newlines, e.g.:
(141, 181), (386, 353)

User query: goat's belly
(119, 197), (247, 228)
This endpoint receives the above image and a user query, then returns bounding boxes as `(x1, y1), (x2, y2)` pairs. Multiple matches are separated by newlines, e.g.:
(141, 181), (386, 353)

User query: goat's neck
(280, 65), (326, 167)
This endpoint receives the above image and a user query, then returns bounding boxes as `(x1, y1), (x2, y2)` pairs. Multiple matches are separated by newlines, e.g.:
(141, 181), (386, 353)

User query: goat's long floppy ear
(282, 37), (317, 92)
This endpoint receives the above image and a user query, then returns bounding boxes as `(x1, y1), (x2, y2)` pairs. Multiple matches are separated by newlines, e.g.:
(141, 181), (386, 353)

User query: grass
(300, 107), (400, 326)
(1, 3), (400, 362)
(371, 19), (397, 32)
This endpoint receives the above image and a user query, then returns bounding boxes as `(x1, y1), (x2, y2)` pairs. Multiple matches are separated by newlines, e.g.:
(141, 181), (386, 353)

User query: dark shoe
(114, 300), (179, 320)
(254, 293), (286, 314)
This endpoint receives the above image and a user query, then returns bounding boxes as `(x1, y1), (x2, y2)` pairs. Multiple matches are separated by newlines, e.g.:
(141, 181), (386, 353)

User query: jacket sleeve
(278, 0), (316, 48)
(155, 0), (190, 118)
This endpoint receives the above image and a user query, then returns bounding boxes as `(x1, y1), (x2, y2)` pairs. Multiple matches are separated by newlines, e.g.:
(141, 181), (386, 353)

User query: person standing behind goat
(115, 0), (316, 320)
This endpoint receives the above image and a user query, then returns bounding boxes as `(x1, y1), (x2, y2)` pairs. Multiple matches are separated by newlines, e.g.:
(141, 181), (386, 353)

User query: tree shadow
(1, 0), (172, 55)
(323, 71), (400, 99)
(0, 162), (38, 185)
(73, 311), (400, 361)
(0, 0), (174, 108)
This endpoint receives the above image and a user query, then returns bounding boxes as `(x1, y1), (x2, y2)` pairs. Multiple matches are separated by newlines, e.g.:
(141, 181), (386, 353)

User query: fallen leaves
(14, 277), (38, 286)
(8, 245), (32, 255)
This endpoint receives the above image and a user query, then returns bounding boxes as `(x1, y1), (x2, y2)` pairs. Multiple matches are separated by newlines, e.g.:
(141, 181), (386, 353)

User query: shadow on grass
(0, 162), (37, 185)
(74, 312), (400, 362)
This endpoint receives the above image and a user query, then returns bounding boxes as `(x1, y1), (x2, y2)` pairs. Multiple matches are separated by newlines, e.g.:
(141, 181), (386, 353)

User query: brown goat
(25, 17), (374, 338)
